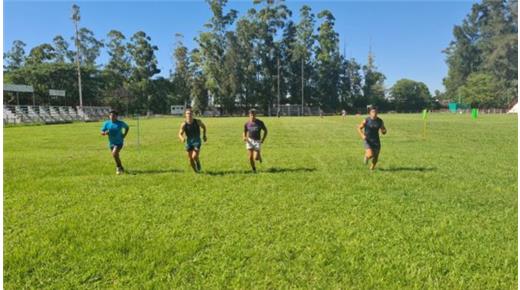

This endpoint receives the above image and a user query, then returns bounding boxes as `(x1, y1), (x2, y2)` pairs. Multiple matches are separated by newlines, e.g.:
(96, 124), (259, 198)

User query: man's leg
(255, 150), (262, 163)
(370, 149), (380, 170)
(187, 150), (197, 172)
(112, 146), (123, 169)
(248, 149), (256, 172)
(192, 149), (201, 172)
(364, 148), (373, 165)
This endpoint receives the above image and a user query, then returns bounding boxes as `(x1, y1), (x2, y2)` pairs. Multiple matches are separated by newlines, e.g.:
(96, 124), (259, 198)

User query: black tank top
(364, 117), (383, 143)
(183, 119), (200, 139)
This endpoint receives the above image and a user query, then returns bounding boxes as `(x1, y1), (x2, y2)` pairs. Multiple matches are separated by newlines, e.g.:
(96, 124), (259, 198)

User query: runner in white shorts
(243, 109), (268, 173)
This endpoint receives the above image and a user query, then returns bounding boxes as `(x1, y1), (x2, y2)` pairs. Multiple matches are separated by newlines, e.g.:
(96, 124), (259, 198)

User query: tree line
(7, 0), (511, 115)
(4, 24), (168, 114)
(443, 0), (517, 108)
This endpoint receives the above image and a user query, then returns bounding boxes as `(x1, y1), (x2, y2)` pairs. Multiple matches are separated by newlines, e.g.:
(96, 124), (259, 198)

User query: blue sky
(4, 0), (477, 93)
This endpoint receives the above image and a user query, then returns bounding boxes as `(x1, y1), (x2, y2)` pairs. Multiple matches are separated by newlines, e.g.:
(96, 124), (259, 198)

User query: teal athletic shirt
(101, 120), (129, 145)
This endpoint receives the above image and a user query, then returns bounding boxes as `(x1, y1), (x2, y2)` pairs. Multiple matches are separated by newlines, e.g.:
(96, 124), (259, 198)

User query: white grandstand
(508, 102), (518, 113)
(3, 105), (111, 125)
(77, 106), (112, 122)
(3, 84), (112, 125)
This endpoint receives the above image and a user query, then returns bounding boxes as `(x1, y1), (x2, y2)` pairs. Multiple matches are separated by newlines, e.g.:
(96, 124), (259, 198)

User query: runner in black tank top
(178, 108), (207, 173)
(357, 106), (387, 170)
(183, 119), (201, 140)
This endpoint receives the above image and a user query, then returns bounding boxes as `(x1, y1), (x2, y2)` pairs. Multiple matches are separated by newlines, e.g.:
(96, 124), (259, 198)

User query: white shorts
(246, 138), (261, 151)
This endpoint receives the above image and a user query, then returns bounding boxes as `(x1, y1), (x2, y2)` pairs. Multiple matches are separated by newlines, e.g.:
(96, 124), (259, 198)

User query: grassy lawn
(3, 113), (517, 289)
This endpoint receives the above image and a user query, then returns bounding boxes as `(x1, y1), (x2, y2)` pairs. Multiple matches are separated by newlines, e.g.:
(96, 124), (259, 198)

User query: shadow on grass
(204, 167), (317, 176)
(378, 166), (436, 172)
(204, 169), (253, 176)
(264, 167), (317, 173)
(128, 168), (183, 175)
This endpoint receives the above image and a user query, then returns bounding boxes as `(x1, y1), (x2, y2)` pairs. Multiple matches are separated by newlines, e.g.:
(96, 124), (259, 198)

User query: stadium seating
(3, 105), (110, 125)
(13, 106), (31, 123)
(38, 106), (59, 123)
(77, 106), (111, 121)
(27, 106), (45, 123)
(49, 106), (66, 122)
(58, 106), (78, 121)
(3, 106), (20, 124)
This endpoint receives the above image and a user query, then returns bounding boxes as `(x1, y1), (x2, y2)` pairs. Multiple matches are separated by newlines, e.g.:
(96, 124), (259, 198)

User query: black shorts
(110, 144), (124, 151)
(185, 138), (201, 152)
(364, 140), (380, 151)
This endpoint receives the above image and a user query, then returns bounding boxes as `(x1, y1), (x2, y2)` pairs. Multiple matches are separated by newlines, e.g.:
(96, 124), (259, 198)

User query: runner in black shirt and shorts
(357, 106), (387, 170)
(178, 108), (207, 173)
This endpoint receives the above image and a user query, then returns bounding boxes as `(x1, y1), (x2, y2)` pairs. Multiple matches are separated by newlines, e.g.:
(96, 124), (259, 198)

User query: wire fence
(4, 104), (516, 126)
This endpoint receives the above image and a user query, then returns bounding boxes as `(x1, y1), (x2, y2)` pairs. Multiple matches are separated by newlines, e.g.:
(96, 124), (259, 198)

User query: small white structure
(171, 105), (185, 115)
(508, 103), (518, 113)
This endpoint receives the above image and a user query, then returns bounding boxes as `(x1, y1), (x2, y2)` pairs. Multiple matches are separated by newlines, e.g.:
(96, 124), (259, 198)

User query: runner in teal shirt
(101, 111), (129, 174)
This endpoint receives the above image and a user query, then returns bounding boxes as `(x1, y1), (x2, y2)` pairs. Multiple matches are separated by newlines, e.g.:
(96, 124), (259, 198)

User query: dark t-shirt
(183, 119), (201, 140)
(364, 117), (384, 144)
(244, 119), (266, 141)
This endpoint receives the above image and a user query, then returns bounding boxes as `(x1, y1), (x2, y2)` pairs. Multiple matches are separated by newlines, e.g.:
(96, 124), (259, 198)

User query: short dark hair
(109, 110), (118, 115)
(368, 106), (378, 113)
(248, 109), (257, 114)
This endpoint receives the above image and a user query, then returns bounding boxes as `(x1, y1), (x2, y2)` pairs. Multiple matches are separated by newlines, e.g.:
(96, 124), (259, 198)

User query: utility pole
(301, 58), (304, 116)
(72, 4), (83, 108)
(277, 54), (280, 117)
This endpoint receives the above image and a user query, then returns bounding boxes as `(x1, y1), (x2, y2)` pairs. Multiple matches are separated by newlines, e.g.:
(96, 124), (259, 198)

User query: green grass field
(4, 114), (518, 289)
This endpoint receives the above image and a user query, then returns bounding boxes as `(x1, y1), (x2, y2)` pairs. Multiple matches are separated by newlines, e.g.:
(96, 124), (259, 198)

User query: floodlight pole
(72, 5), (83, 109)
(301, 58), (304, 116)
(277, 55), (280, 116)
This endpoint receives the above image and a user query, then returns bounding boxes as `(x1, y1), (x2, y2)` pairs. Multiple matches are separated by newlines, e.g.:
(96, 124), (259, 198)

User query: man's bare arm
(243, 127), (248, 141)
(198, 120), (207, 142)
(357, 121), (366, 139)
(261, 127), (268, 143)
(178, 123), (186, 142)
